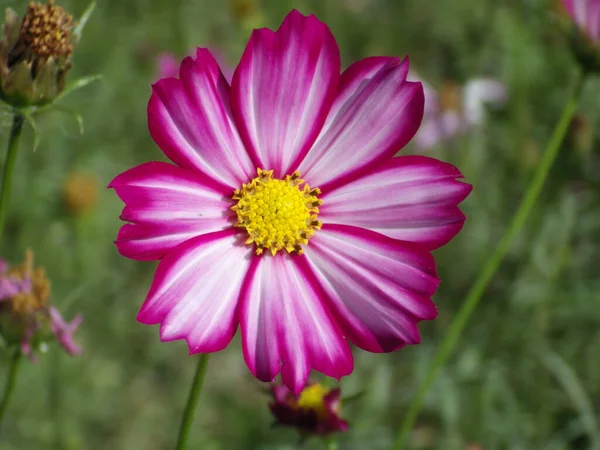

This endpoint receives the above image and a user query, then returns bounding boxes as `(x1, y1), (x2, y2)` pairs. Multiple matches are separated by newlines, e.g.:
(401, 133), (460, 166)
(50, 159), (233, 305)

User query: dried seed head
(0, 1), (76, 106)
(18, 0), (73, 61)
(7, 249), (50, 315)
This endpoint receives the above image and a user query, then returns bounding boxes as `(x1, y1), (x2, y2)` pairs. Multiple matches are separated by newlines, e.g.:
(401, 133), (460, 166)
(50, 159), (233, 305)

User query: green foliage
(0, 0), (599, 449)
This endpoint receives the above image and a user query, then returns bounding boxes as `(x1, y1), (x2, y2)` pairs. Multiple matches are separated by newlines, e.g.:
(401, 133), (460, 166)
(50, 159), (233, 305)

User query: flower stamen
(232, 169), (322, 256)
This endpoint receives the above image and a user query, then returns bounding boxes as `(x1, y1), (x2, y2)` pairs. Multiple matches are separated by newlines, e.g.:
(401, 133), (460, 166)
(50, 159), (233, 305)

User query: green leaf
(21, 111), (41, 151)
(56, 74), (103, 103)
(341, 391), (365, 405)
(51, 105), (85, 135)
(541, 349), (600, 447)
(73, 0), (97, 43)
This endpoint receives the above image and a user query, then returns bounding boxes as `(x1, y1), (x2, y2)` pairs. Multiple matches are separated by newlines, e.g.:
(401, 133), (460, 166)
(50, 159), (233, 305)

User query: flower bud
(269, 383), (348, 436)
(0, 0), (75, 107)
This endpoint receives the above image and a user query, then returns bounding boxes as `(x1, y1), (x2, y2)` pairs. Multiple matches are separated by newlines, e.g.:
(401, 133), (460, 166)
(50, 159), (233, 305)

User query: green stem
(391, 72), (584, 450)
(0, 113), (24, 249)
(49, 350), (65, 450)
(324, 436), (339, 450)
(0, 351), (23, 428)
(175, 354), (210, 450)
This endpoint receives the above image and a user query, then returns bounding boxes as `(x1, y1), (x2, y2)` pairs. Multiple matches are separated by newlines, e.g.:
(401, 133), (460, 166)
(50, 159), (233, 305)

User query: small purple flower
(0, 252), (83, 359)
(269, 383), (348, 436)
(49, 307), (83, 356)
(0, 259), (29, 301)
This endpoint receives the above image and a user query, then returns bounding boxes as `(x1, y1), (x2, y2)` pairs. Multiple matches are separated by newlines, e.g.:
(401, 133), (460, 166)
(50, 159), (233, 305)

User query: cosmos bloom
(0, 251), (82, 359)
(563, 0), (600, 42)
(110, 10), (472, 393)
(413, 76), (506, 151)
(269, 383), (348, 435)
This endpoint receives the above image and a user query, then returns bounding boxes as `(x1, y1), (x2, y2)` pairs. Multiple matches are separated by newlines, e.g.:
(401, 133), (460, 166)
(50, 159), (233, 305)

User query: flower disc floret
(232, 169), (322, 256)
(297, 383), (330, 416)
(19, 0), (74, 60)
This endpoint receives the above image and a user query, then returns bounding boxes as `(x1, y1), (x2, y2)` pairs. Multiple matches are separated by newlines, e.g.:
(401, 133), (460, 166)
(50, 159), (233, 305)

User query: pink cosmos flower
(110, 10), (472, 394)
(269, 383), (348, 435)
(563, 0), (600, 41)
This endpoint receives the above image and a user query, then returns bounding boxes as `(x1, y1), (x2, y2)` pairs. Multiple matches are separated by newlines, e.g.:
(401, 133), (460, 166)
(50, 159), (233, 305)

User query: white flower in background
(463, 78), (507, 125)
(410, 74), (507, 151)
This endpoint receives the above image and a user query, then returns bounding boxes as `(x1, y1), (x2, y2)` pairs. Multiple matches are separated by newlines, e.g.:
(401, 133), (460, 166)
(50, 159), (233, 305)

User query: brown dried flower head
(0, 0), (75, 107)
(8, 249), (50, 315)
(0, 250), (83, 359)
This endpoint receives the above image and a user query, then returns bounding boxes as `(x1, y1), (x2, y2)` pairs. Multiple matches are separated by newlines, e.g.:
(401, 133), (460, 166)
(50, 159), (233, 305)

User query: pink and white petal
(109, 161), (234, 261)
(240, 253), (353, 394)
(137, 230), (251, 354)
(319, 156), (472, 250)
(303, 224), (439, 353)
(321, 56), (396, 129)
(298, 56), (424, 192)
(231, 10), (340, 177)
(148, 48), (254, 190)
(115, 223), (201, 262)
(408, 71), (439, 118)
(565, 0), (600, 40)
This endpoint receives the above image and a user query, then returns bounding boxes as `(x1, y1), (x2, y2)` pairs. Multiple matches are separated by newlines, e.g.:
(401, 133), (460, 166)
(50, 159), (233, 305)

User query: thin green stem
(0, 113), (24, 249)
(175, 354), (210, 450)
(49, 350), (65, 450)
(324, 436), (339, 450)
(392, 73), (584, 450)
(0, 351), (23, 428)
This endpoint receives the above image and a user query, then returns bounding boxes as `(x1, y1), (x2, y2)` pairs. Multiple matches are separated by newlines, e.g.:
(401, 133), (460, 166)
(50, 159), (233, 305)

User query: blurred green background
(1, 0), (600, 448)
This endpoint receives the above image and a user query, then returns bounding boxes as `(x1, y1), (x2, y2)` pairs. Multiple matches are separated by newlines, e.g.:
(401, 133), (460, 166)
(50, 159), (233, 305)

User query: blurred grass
(0, 0), (599, 449)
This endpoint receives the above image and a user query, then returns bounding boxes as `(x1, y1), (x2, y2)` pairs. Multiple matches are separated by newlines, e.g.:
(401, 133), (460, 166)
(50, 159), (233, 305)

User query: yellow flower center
(232, 169), (322, 256)
(296, 384), (329, 411)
